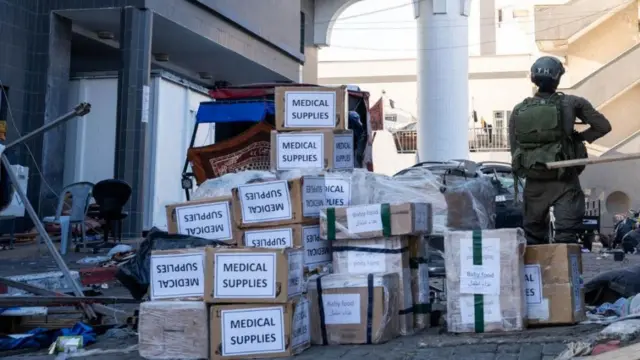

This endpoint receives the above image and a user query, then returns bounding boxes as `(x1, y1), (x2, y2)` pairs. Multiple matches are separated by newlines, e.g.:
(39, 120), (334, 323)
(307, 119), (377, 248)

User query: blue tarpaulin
(0, 322), (96, 351)
(196, 101), (275, 124)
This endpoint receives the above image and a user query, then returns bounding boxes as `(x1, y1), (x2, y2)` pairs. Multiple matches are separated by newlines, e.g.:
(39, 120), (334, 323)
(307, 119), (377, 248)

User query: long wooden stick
(546, 152), (640, 169)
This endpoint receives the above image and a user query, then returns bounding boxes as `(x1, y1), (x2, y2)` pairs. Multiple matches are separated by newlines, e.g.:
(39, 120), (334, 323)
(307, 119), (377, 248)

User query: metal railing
(391, 127), (511, 153)
(469, 126), (510, 152)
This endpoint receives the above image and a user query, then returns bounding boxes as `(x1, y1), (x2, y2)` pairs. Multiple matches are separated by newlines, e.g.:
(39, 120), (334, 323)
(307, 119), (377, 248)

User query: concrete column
(115, 7), (152, 237)
(415, 0), (471, 162)
(41, 14), (72, 215)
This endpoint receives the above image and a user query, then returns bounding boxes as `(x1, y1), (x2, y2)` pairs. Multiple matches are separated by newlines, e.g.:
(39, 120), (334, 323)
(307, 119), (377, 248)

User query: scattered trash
(600, 319), (640, 341)
(0, 322), (95, 351)
(48, 335), (83, 354)
(76, 256), (110, 265)
(105, 327), (137, 339)
(107, 244), (132, 258)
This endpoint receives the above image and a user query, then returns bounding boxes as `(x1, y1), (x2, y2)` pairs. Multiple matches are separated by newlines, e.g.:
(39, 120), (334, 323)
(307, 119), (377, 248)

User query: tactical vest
(511, 93), (586, 180)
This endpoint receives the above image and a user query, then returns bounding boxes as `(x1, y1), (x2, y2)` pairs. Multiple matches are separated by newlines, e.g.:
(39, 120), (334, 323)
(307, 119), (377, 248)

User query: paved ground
(2, 242), (640, 359)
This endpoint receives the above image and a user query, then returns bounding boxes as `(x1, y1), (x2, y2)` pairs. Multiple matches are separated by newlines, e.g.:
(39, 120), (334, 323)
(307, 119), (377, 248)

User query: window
(385, 114), (398, 122)
(493, 110), (505, 128)
(300, 12), (306, 54)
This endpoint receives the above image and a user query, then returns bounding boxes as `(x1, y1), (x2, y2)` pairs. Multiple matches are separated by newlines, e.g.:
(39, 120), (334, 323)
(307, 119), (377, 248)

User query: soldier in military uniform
(509, 56), (612, 244)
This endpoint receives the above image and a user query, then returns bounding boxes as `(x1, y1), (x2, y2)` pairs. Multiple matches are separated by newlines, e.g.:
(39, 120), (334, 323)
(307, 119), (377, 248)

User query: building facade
(0, 0), (352, 236)
(318, 0), (640, 231)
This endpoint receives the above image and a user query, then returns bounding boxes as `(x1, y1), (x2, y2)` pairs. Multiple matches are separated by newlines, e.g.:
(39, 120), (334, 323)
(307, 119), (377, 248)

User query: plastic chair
(42, 182), (94, 254)
(86, 179), (132, 253)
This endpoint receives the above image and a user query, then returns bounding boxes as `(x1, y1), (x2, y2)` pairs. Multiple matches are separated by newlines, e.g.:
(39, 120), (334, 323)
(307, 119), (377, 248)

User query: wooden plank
(582, 342), (640, 359)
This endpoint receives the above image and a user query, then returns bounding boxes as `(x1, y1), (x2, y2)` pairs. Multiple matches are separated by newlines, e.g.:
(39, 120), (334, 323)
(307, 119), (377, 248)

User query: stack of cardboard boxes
(271, 86), (354, 173)
(444, 228), (586, 333)
(307, 202), (433, 344)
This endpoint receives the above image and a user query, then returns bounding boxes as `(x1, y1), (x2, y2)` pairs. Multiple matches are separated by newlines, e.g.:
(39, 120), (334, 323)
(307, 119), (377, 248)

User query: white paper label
(570, 254), (582, 312)
(460, 294), (501, 325)
(346, 204), (383, 234)
(288, 250), (304, 297)
(244, 228), (293, 248)
(459, 237), (501, 295)
(302, 176), (351, 217)
(276, 133), (324, 170)
(175, 202), (233, 241)
(302, 177), (325, 217)
(303, 226), (331, 266)
(413, 203), (429, 232)
(220, 307), (285, 356)
(528, 298), (550, 320)
(347, 243), (386, 273)
(149, 253), (204, 300)
(322, 293), (361, 325)
(524, 264), (542, 304)
(238, 181), (292, 224)
(213, 253), (277, 299)
(333, 133), (354, 169)
(284, 91), (336, 128)
(292, 297), (310, 348)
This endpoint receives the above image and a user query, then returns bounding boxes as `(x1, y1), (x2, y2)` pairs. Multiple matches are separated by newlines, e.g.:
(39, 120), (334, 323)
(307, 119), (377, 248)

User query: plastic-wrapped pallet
(307, 272), (400, 344)
(331, 236), (414, 335)
(444, 228), (527, 333)
(409, 236), (430, 330)
(138, 301), (208, 359)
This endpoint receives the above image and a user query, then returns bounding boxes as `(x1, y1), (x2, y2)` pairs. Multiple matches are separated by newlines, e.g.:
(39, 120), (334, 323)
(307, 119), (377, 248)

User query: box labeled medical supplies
(204, 247), (304, 304)
(149, 248), (206, 301)
(270, 130), (354, 171)
(232, 177), (352, 228)
(444, 228), (527, 333)
(524, 244), (586, 325)
(165, 196), (239, 244)
(274, 86), (348, 131)
(209, 297), (310, 359)
(320, 202), (432, 240)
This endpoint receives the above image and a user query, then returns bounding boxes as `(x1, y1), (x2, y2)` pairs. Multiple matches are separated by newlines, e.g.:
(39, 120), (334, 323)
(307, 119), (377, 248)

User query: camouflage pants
(523, 176), (585, 245)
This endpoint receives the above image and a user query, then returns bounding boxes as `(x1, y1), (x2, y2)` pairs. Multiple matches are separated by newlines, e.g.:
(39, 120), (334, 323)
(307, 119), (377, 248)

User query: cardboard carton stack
(315, 202), (433, 342)
(271, 86), (354, 173)
(139, 248), (210, 359)
(444, 228), (527, 333)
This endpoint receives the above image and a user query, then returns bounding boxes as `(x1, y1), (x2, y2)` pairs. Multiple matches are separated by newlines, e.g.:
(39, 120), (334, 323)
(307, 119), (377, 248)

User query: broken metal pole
(0, 102), (96, 319)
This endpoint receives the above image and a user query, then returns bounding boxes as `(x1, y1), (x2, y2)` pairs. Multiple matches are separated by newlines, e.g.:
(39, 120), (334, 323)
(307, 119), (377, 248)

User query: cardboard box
(241, 224), (304, 249)
(524, 244), (586, 325)
(209, 298), (310, 359)
(232, 177), (351, 228)
(300, 224), (332, 271)
(320, 202), (432, 240)
(139, 301), (208, 359)
(445, 229), (527, 333)
(204, 247), (304, 304)
(409, 236), (431, 330)
(149, 248), (206, 301)
(270, 130), (354, 171)
(332, 236), (414, 335)
(165, 196), (239, 244)
(275, 86), (348, 131)
(306, 272), (400, 345)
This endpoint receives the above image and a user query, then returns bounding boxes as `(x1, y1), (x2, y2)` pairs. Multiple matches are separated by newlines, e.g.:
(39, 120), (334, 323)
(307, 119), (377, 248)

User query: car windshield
(496, 176), (525, 193)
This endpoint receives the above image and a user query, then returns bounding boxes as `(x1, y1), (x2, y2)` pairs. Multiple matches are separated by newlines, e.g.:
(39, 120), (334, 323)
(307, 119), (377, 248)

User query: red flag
(369, 97), (384, 131)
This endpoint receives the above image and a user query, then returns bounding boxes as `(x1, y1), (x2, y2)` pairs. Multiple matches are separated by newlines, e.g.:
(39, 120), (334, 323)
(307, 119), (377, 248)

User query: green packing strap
(381, 203), (391, 237)
(327, 208), (336, 241)
(472, 230), (485, 333)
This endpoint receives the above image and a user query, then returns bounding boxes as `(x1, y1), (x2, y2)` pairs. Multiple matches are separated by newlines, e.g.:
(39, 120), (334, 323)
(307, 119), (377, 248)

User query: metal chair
(42, 182), (94, 254)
